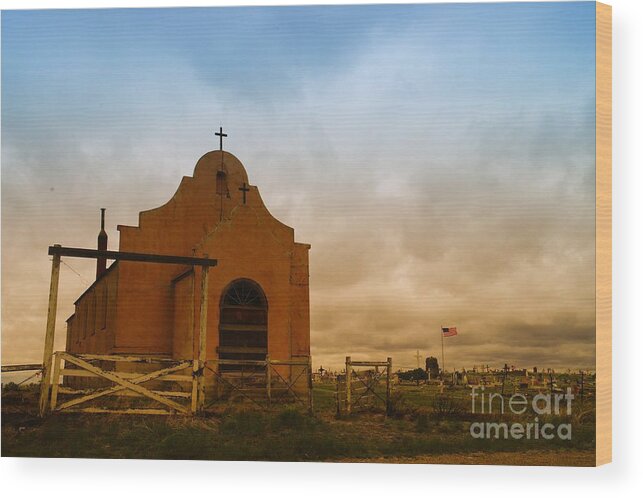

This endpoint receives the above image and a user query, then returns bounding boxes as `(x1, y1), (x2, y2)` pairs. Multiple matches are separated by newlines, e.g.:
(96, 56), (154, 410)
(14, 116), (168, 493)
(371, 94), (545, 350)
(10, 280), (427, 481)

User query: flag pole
(441, 326), (445, 378)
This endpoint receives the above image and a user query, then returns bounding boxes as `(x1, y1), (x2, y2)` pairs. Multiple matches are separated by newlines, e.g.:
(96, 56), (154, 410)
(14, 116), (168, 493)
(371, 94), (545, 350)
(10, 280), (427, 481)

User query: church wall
(65, 264), (118, 356)
(112, 260), (176, 354)
(64, 264), (119, 387)
(107, 151), (310, 382)
(198, 201), (297, 365)
(290, 242), (311, 358)
(171, 269), (195, 360)
(113, 154), (234, 354)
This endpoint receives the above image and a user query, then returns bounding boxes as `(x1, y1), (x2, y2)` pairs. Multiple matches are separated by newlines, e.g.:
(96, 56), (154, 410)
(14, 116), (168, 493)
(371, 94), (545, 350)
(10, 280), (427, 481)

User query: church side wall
(65, 264), (118, 355)
(64, 264), (119, 387)
(172, 270), (195, 360)
(290, 242), (311, 358)
(112, 260), (176, 354)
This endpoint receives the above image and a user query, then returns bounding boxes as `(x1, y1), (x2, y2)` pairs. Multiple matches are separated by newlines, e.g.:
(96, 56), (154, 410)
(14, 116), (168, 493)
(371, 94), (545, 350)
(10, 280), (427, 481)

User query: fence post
(335, 374), (340, 416)
(345, 356), (352, 415)
(386, 357), (392, 416)
(49, 352), (62, 411)
(39, 245), (61, 417)
(197, 263), (209, 413)
(266, 354), (271, 408)
(307, 356), (314, 415)
(190, 265), (198, 414)
(191, 358), (199, 414)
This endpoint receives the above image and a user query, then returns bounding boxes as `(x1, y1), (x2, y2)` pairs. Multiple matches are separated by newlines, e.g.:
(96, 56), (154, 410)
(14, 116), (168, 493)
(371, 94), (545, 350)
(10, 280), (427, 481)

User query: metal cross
(238, 182), (250, 204)
(215, 126), (227, 151)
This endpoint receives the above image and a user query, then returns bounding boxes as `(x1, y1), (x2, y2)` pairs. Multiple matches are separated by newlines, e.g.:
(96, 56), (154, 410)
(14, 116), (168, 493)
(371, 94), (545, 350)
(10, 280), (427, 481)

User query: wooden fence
(203, 356), (313, 413)
(43, 352), (313, 415)
(337, 356), (392, 415)
(38, 245), (218, 416)
(49, 352), (195, 415)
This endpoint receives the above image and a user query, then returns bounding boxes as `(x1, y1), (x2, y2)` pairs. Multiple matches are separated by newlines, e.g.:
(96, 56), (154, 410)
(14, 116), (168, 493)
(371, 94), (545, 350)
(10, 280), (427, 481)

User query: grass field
(1, 382), (596, 465)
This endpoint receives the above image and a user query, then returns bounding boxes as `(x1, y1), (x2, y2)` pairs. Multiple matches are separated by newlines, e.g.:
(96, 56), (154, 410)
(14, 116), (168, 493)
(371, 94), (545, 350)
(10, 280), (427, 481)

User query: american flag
(442, 327), (458, 337)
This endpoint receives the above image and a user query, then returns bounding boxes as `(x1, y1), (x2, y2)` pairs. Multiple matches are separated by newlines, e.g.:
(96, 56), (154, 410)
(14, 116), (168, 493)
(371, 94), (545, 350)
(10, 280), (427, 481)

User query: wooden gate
(38, 245), (217, 416)
(337, 356), (392, 415)
(49, 352), (195, 415)
(203, 356), (313, 413)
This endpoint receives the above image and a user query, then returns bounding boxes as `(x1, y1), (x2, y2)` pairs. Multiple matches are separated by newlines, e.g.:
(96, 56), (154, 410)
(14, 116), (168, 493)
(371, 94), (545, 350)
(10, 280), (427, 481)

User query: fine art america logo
(469, 387), (574, 440)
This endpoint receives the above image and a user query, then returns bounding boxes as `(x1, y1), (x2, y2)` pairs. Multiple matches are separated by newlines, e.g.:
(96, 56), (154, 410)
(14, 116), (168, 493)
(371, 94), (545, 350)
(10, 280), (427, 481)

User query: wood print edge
(595, 0), (612, 467)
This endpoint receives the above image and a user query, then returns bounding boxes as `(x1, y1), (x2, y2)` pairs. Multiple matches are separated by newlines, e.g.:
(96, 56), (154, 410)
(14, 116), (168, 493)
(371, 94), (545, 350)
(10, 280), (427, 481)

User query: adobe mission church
(65, 135), (311, 373)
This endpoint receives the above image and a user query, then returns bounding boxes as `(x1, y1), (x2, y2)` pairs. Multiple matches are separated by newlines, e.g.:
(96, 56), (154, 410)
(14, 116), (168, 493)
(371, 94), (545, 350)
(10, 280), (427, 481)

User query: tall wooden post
(49, 352), (62, 411)
(266, 354), (272, 407)
(335, 373), (340, 416)
(345, 356), (352, 415)
(307, 356), (314, 415)
(191, 358), (199, 414)
(190, 268), (198, 414)
(386, 357), (392, 416)
(197, 263), (209, 413)
(39, 245), (61, 417)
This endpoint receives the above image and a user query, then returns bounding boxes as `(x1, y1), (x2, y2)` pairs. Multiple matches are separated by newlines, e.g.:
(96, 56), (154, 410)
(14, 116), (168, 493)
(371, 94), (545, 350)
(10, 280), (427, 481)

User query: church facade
(65, 148), (311, 372)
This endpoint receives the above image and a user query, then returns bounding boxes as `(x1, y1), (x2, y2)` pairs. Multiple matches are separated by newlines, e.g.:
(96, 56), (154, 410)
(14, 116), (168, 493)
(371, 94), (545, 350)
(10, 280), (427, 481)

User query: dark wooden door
(218, 279), (267, 372)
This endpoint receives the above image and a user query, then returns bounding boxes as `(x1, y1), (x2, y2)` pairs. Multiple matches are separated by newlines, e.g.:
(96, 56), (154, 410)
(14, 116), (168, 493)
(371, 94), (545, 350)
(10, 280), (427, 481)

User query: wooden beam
(190, 359), (199, 414)
(335, 375), (340, 416)
(348, 361), (390, 367)
(1, 363), (42, 373)
(216, 359), (266, 366)
(190, 267), (198, 414)
(307, 356), (314, 415)
(197, 264), (209, 412)
(77, 354), (177, 363)
(268, 359), (310, 366)
(39, 245), (61, 417)
(386, 357), (392, 416)
(50, 353), (62, 410)
(345, 356), (352, 415)
(48, 246), (218, 267)
(59, 369), (192, 382)
(58, 387), (191, 399)
(65, 408), (172, 416)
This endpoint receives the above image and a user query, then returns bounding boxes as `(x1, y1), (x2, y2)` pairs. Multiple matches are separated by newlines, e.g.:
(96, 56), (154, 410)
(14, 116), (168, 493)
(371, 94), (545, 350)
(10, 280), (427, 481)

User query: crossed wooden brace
(269, 365), (307, 405)
(55, 353), (191, 414)
(203, 362), (266, 410)
(351, 370), (387, 408)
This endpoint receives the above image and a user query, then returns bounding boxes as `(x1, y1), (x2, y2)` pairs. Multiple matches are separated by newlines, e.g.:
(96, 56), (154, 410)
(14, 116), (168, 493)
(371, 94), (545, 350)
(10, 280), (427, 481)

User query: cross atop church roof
(215, 126), (227, 151)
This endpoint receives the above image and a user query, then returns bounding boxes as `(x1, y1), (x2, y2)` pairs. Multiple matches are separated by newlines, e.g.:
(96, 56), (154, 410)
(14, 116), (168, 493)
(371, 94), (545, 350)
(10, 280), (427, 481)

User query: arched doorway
(218, 279), (267, 372)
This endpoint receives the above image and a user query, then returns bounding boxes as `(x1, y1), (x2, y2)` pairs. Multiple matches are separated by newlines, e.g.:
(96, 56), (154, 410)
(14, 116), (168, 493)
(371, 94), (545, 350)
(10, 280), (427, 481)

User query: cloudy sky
(2, 2), (596, 372)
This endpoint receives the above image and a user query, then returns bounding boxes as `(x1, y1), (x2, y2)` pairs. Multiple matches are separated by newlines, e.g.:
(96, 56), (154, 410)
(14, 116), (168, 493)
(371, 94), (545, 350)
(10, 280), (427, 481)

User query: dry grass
(1, 383), (595, 465)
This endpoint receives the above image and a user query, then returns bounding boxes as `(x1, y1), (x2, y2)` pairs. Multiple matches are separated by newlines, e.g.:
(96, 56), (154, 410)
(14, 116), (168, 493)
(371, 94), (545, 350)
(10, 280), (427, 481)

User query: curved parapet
(117, 150), (295, 255)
